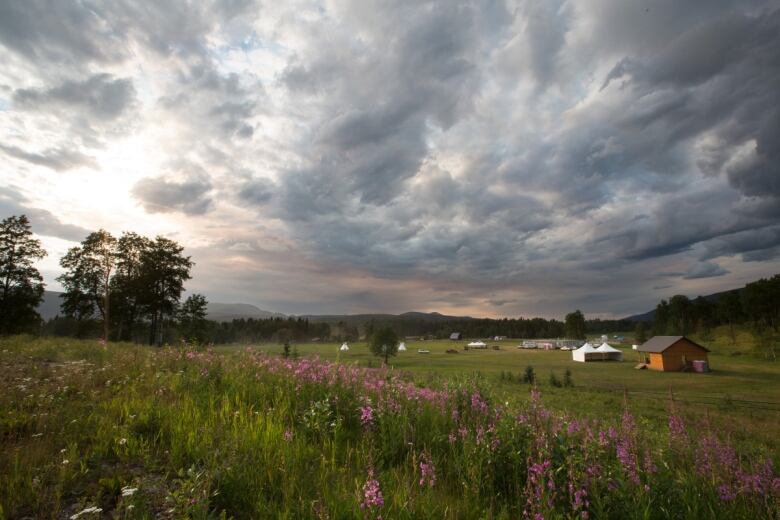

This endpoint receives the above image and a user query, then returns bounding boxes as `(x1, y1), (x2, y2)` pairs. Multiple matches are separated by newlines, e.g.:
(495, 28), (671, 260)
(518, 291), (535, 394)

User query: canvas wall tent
(450, 332), (462, 340)
(596, 342), (623, 361)
(467, 341), (487, 348)
(572, 343), (599, 362)
(340, 343), (349, 351)
(398, 342), (407, 351)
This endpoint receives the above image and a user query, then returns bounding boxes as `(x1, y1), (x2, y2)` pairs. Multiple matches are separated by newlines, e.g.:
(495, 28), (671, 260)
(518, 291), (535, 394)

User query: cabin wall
(648, 353), (665, 371)
(662, 340), (709, 372)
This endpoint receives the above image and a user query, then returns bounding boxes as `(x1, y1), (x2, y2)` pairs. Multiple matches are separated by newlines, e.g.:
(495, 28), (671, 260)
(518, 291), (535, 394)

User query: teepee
(340, 342), (349, 352)
(398, 342), (407, 351)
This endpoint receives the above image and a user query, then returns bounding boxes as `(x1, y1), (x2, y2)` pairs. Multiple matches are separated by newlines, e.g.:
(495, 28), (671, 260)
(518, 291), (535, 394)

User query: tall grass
(0, 336), (778, 519)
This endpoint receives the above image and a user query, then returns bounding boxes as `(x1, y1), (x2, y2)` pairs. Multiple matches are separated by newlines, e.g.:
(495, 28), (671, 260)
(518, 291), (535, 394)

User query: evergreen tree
(564, 310), (586, 339)
(0, 215), (47, 334)
(634, 322), (647, 344)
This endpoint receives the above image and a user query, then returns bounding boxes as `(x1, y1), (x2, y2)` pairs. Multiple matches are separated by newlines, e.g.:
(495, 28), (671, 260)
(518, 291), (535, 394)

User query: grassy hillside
(1, 336), (778, 519)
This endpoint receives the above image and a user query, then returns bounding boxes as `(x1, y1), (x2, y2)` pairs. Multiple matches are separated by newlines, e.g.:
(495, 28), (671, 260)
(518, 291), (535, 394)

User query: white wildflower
(70, 505), (102, 519)
(62, 459), (69, 465)
(118, 438), (127, 445)
(121, 486), (138, 497)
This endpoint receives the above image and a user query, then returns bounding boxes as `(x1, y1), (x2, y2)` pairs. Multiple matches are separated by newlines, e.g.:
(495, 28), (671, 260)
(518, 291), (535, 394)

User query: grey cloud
(0, 1), (125, 65)
(14, 74), (136, 121)
(0, 186), (89, 241)
(132, 173), (213, 215)
(0, 143), (97, 171)
(238, 178), (274, 205)
(0, 1), (260, 67)
(699, 226), (780, 261)
(683, 261), (730, 279)
(522, 0), (568, 87)
(742, 246), (780, 262)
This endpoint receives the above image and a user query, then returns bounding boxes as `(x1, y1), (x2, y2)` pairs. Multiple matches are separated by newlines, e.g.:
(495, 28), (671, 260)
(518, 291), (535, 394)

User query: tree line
(1, 215), (203, 346)
(648, 275), (780, 357)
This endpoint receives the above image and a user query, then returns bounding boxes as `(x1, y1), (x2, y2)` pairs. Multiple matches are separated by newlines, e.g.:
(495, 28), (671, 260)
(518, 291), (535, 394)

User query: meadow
(1, 334), (779, 519)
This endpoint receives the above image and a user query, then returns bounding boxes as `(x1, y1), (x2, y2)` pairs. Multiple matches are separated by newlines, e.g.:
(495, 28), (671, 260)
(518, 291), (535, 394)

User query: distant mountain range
(206, 302), (284, 321)
(38, 286), (742, 325)
(36, 292), (469, 323)
(300, 311), (474, 327)
(36, 291), (283, 322)
(622, 288), (740, 322)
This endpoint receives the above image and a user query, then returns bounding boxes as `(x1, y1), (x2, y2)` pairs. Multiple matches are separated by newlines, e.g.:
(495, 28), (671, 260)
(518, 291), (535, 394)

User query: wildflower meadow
(1, 336), (778, 519)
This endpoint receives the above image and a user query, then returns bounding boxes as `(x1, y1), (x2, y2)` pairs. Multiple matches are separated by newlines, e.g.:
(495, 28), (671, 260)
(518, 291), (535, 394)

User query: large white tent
(467, 341), (487, 348)
(398, 342), (407, 351)
(572, 342), (599, 362)
(340, 342), (349, 351)
(596, 342), (623, 361)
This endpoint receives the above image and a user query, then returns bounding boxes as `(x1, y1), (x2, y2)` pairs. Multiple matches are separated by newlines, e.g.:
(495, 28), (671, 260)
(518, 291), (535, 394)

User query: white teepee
(398, 342), (407, 351)
(340, 342), (349, 351)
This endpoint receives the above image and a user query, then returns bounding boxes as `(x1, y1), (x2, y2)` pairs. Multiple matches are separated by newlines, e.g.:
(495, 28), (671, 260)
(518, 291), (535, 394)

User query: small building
(449, 332), (462, 340)
(637, 336), (710, 372)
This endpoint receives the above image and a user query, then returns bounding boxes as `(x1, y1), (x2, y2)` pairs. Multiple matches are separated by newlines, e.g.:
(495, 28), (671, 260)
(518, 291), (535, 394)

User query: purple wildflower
(360, 469), (384, 510)
(360, 405), (375, 429)
(419, 453), (436, 488)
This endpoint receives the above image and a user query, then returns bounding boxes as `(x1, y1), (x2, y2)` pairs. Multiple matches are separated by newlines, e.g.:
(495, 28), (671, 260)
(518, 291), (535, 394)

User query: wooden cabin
(637, 336), (710, 372)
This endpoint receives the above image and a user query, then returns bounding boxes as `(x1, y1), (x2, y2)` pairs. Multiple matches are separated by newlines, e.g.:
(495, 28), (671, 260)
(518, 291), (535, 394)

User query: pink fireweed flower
(360, 469), (384, 510)
(360, 405), (375, 429)
(283, 429), (293, 442)
(419, 453), (436, 488)
(668, 414), (687, 441)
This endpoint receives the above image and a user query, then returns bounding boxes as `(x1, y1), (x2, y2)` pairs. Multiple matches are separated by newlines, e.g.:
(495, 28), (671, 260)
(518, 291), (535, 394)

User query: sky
(1, 0), (779, 319)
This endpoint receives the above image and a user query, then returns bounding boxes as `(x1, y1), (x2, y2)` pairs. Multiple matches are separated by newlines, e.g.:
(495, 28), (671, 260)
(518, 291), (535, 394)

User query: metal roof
(637, 336), (709, 353)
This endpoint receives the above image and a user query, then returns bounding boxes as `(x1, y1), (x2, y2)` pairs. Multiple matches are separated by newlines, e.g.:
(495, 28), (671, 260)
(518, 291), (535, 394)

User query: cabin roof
(638, 335), (710, 353)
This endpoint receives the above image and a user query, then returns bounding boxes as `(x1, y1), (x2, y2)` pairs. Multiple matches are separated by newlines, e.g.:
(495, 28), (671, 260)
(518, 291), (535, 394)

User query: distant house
(637, 336), (710, 372)
(450, 332), (462, 340)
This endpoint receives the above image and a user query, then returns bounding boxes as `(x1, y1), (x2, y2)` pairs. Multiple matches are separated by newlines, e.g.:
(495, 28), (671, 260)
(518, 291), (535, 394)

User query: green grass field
(1, 332), (779, 518)
(248, 334), (780, 456)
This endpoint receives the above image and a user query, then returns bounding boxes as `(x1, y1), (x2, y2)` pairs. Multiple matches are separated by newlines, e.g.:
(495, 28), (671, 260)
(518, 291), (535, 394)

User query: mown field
(1, 333), (779, 519)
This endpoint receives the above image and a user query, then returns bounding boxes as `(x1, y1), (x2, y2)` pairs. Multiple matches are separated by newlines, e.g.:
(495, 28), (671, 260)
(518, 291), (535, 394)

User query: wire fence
(585, 384), (780, 413)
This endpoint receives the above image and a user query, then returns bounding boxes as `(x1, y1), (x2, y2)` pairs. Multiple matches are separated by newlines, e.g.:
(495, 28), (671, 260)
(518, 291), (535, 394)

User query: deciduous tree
(369, 326), (398, 365)
(58, 230), (118, 341)
(140, 236), (192, 346)
(177, 293), (208, 345)
(0, 215), (47, 334)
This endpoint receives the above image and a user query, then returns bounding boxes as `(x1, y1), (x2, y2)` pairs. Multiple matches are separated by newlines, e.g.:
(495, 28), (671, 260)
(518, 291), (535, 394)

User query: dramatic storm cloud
(1, 0), (779, 318)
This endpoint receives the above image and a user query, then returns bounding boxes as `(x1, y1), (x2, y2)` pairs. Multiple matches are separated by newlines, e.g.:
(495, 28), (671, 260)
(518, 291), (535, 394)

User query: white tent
(572, 342), (599, 362)
(340, 342), (349, 352)
(467, 341), (487, 348)
(596, 342), (623, 361)
(398, 342), (407, 351)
